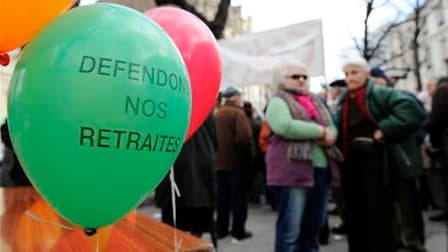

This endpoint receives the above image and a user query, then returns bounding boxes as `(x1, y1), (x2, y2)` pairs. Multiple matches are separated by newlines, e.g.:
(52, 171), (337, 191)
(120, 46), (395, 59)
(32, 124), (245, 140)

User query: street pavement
(139, 202), (447, 252)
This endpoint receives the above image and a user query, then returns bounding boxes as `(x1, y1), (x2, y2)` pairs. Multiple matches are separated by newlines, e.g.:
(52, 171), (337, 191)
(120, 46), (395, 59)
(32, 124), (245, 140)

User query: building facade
(183, 0), (252, 39)
(97, 0), (252, 39)
(380, 0), (448, 92)
(97, 0), (156, 11)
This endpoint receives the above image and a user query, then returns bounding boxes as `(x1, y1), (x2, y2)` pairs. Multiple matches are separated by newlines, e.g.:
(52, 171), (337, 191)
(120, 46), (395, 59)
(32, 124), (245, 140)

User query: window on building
(422, 21), (428, 36)
(425, 46), (432, 69)
(436, 6), (445, 26)
(442, 37), (447, 60)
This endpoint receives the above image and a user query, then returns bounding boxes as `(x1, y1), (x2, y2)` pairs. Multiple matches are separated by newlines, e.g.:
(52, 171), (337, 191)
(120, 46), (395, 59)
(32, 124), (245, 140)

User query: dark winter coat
(155, 113), (218, 208)
(427, 83), (448, 163)
(1, 120), (31, 186)
(215, 100), (254, 170)
(336, 80), (427, 179)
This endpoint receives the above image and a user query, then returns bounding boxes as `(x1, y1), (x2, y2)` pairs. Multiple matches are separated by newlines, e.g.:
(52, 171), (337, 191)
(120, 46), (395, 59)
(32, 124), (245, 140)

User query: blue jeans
(272, 169), (329, 252)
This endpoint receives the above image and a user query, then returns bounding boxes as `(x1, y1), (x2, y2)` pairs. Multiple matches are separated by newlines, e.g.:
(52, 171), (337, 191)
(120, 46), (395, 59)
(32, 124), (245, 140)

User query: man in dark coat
(155, 113), (218, 245)
(426, 76), (448, 223)
(371, 68), (428, 251)
(1, 119), (31, 186)
(215, 86), (255, 241)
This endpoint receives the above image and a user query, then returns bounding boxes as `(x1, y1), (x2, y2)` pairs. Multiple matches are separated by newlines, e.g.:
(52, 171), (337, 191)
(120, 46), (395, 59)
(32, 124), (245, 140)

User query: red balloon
(145, 7), (221, 140)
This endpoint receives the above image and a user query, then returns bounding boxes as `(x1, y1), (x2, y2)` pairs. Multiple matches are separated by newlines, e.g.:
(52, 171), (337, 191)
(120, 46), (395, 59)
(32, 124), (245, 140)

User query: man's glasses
(289, 74), (308, 80)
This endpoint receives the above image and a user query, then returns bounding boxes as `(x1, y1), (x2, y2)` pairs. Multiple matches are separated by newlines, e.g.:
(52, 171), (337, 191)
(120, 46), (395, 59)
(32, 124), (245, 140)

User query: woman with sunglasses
(265, 61), (343, 252)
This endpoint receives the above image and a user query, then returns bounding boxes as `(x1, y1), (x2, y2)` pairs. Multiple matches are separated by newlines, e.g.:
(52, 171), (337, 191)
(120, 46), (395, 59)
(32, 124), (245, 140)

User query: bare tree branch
(352, 37), (363, 54)
(353, 0), (435, 91)
(362, 0), (374, 61)
(372, 49), (409, 68)
(375, 0), (393, 9)
(212, 0), (231, 37)
(408, 0), (430, 91)
(369, 22), (398, 58)
(154, 0), (230, 39)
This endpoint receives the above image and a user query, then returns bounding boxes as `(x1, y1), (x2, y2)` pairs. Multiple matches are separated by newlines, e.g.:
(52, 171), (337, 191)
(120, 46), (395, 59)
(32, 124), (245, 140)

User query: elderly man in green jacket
(335, 57), (427, 252)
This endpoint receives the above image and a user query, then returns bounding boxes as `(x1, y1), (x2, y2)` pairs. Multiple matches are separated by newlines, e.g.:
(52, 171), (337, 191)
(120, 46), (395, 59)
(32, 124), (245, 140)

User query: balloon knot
(0, 53), (10, 66)
(84, 228), (97, 236)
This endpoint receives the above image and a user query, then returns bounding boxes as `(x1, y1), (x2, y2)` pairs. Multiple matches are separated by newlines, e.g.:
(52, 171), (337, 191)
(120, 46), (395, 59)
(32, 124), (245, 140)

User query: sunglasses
(289, 74), (308, 80)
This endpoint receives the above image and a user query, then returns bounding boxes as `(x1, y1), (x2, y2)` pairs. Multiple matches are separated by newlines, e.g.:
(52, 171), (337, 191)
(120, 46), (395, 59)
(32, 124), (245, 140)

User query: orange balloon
(0, 0), (75, 53)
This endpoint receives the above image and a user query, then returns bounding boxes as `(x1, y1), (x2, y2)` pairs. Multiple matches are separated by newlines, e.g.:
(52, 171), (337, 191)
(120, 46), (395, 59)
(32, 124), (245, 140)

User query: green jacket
(336, 79), (427, 179)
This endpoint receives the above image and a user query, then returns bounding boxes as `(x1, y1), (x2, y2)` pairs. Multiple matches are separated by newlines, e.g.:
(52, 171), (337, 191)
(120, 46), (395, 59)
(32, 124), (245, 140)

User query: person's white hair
(427, 75), (442, 84)
(342, 57), (370, 72)
(272, 59), (307, 88)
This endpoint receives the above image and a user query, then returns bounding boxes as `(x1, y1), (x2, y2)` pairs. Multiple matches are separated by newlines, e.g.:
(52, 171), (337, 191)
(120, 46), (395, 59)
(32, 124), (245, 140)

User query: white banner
(219, 19), (325, 88)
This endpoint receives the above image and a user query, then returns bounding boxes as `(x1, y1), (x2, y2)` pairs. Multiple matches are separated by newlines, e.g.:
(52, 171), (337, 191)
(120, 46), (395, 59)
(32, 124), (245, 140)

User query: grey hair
(342, 56), (370, 72)
(427, 75), (442, 83)
(272, 59), (307, 89)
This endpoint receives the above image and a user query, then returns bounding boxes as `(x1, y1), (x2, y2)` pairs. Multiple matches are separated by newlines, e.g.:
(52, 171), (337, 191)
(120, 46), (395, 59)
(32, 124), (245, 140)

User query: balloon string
(169, 166), (182, 252)
(25, 210), (75, 230)
(175, 236), (183, 252)
(169, 166), (181, 226)
(26, 211), (100, 251)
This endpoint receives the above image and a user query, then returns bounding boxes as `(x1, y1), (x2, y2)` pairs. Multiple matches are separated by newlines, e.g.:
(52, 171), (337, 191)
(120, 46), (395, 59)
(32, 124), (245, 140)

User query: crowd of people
(1, 57), (447, 252)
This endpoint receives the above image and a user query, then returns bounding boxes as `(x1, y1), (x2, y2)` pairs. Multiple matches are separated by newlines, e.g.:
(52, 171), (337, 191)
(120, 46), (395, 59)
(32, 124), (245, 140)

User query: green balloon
(8, 4), (191, 229)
